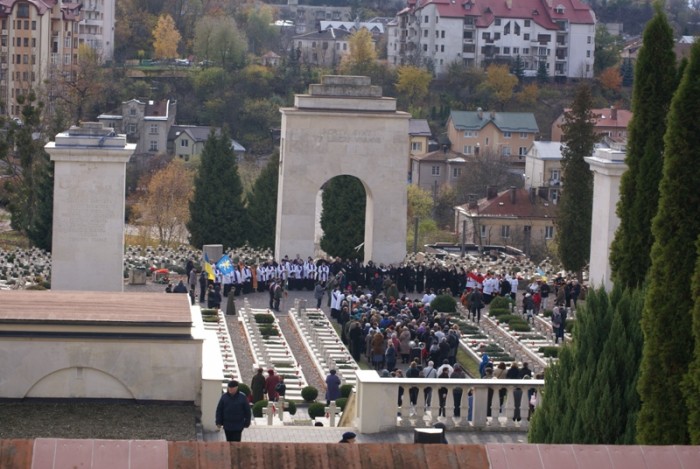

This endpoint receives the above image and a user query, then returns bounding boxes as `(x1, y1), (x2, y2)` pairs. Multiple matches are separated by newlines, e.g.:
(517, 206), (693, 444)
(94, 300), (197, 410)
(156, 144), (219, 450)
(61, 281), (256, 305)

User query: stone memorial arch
(276, 76), (410, 265)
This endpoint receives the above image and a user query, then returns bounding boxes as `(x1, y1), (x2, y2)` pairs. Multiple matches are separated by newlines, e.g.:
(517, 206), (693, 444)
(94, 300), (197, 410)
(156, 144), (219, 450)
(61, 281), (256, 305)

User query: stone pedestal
(277, 75), (410, 265)
(45, 123), (135, 292)
(585, 148), (627, 291)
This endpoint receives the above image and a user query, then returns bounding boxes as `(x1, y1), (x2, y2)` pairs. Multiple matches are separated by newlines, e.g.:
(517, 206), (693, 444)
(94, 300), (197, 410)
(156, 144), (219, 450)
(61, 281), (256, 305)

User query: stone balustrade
(354, 370), (545, 434)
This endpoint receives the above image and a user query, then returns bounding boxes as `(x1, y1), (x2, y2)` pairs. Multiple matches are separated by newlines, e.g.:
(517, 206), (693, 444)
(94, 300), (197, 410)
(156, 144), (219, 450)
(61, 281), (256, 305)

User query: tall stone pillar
(585, 148), (627, 291)
(45, 123), (136, 292)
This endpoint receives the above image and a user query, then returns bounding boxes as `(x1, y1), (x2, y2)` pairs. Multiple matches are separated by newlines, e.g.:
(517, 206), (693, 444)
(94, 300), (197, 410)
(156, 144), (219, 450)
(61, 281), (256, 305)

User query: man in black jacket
(216, 380), (252, 442)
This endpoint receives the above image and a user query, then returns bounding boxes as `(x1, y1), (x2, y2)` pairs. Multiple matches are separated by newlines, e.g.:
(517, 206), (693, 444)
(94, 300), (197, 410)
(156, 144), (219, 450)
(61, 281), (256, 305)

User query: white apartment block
(0, 0), (81, 117)
(387, 0), (596, 78)
(78, 0), (115, 62)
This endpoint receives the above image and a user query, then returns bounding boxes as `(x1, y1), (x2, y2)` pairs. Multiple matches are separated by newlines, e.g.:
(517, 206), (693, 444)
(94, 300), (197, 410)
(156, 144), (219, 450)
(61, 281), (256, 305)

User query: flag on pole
(203, 252), (215, 280)
(216, 255), (235, 275)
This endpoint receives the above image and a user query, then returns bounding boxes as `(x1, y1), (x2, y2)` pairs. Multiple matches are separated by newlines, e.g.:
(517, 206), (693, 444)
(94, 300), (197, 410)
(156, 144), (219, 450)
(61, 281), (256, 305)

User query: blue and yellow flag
(203, 253), (215, 280)
(216, 255), (234, 275)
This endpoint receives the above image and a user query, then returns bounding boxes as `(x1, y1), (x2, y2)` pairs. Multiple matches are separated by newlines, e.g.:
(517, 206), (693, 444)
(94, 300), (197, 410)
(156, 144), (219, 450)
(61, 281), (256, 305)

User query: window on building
(480, 225), (487, 239)
(424, 15), (429, 23)
(494, 32), (501, 40)
(496, 19), (501, 26)
(586, 50), (591, 58)
(524, 33), (530, 40)
(482, 32), (490, 40)
(440, 45), (444, 52)
(424, 30), (428, 37)
(504, 47), (510, 54)
(126, 124), (136, 134)
(501, 225), (510, 239)
(587, 36), (591, 44)
(23, 37), (29, 47)
(63, 54), (70, 64)
(149, 124), (158, 135)
(586, 64), (590, 72)
(501, 146), (511, 156)
(551, 169), (560, 182)
(149, 141), (158, 152)
(545, 226), (554, 239)
(23, 54), (28, 64)
(452, 167), (462, 178)
(423, 44), (427, 52)
(525, 20), (531, 27)
(463, 31), (473, 40)
(485, 137), (489, 145)
(31, 38), (36, 47)
(15, 20), (21, 30)
(503, 131), (512, 138)
(441, 30), (445, 38)
(17, 3), (29, 18)
(431, 166), (440, 176)
(32, 21), (36, 30)
(31, 55), (35, 64)
(323, 41), (328, 50)
(523, 48), (529, 54)
(412, 141), (423, 152)
(463, 145), (473, 155)
(519, 147), (528, 156)
(181, 139), (189, 147)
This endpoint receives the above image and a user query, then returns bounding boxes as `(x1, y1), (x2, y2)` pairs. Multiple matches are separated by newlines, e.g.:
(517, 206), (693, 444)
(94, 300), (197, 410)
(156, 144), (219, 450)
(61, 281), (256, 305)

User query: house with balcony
(454, 186), (557, 256)
(446, 109), (538, 165)
(98, 99), (176, 155)
(551, 106), (632, 142)
(387, 0), (596, 78)
(524, 140), (563, 204)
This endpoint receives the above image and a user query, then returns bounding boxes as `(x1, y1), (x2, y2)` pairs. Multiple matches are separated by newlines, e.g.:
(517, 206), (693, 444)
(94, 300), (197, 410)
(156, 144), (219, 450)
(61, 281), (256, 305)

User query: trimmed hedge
(340, 384), (354, 398)
(489, 296), (512, 309)
(335, 397), (348, 411)
(308, 402), (326, 419)
(254, 313), (275, 324)
(430, 294), (457, 313)
(259, 325), (279, 337)
(538, 346), (560, 358)
(285, 400), (297, 415)
(252, 400), (269, 418)
(301, 385), (319, 403)
(509, 322), (531, 332)
(489, 308), (511, 317)
(238, 383), (251, 396)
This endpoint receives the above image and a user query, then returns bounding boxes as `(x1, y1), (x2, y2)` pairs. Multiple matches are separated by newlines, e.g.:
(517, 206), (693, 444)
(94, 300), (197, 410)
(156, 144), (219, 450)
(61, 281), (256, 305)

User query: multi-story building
(410, 147), (466, 193)
(446, 109), (538, 159)
(280, 0), (352, 35)
(78, 0), (115, 62)
(97, 99), (176, 155)
(292, 28), (352, 67)
(524, 140), (563, 204)
(0, 0), (82, 117)
(387, 0), (596, 78)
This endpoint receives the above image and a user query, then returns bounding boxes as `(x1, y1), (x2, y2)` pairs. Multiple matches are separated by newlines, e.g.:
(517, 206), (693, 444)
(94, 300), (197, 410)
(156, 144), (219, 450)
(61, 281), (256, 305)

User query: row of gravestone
(201, 307), (242, 393)
(238, 301), (309, 402)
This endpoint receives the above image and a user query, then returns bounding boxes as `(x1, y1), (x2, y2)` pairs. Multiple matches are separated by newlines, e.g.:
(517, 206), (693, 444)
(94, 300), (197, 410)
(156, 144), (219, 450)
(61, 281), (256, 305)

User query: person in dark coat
(325, 369), (342, 405)
(199, 271), (208, 303)
(207, 285), (222, 309)
(215, 380), (252, 442)
(250, 368), (266, 403)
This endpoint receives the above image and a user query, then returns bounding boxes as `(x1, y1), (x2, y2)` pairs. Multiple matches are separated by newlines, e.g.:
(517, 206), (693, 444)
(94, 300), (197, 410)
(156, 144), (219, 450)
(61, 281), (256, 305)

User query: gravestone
(45, 123), (136, 291)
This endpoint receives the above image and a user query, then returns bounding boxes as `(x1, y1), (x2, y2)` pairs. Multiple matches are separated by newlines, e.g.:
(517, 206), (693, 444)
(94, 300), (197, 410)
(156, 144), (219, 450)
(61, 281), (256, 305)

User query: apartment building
(292, 27), (352, 67)
(78, 0), (115, 62)
(387, 0), (596, 78)
(97, 99), (176, 155)
(551, 106), (632, 142)
(0, 0), (82, 117)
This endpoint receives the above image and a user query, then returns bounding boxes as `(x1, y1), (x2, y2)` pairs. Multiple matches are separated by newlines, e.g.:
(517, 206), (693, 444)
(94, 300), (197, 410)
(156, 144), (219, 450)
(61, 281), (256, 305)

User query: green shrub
(237, 383), (251, 396)
(252, 400), (269, 417)
(538, 346), (559, 358)
(202, 315), (218, 323)
(335, 397), (348, 411)
(259, 325), (279, 337)
(542, 309), (553, 317)
(565, 319), (575, 334)
(340, 384), (354, 398)
(308, 402), (326, 419)
(201, 308), (218, 315)
(509, 322), (531, 332)
(489, 296), (512, 309)
(459, 324), (480, 334)
(255, 313), (275, 324)
(483, 344), (504, 353)
(301, 385), (319, 402)
(285, 400), (297, 415)
(489, 308), (511, 317)
(430, 294), (457, 313)
(26, 284), (46, 290)
(496, 314), (522, 324)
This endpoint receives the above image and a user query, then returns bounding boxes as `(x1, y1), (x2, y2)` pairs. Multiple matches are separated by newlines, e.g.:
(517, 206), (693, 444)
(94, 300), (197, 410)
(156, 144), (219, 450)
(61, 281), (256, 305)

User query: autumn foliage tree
(135, 159), (193, 246)
(395, 65), (432, 113)
(152, 14), (181, 59)
(339, 28), (378, 77)
(599, 66), (622, 92)
(482, 64), (518, 110)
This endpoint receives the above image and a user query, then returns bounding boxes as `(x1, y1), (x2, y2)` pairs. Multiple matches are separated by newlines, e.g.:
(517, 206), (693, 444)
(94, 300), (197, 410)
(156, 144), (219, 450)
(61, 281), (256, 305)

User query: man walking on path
(215, 380), (251, 442)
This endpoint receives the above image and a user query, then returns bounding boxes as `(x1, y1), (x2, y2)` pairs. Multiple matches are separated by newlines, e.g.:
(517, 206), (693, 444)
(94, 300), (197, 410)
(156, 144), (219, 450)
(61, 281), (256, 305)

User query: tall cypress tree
(187, 130), (248, 249)
(245, 152), (279, 250)
(684, 236), (700, 444)
(610, 5), (676, 288)
(637, 41), (700, 445)
(555, 84), (598, 275)
(320, 175), (365, 260)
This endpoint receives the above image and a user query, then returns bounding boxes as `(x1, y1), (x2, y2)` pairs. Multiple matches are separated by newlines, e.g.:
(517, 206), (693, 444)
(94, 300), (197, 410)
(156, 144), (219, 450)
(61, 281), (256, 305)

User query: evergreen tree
(555, 84), (598, 275)
(187, 130), (248, 249)
(3, 92), (53, 249)
(320, 176), (365, 260)
(637, 41), (700, 445)
(620, 58), (634, 88)
(537, 61), (549, 84)
(245, 152), (279, 250)
(610, 5), (676, 289)
(511, 55), (525, 82)
(684, 235), (700, 444)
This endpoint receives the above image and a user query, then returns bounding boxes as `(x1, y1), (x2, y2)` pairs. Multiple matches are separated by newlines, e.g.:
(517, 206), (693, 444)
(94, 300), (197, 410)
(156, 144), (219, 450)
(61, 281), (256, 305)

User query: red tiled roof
(459, 188), (558, 219)
(3, 440), (700, 468)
